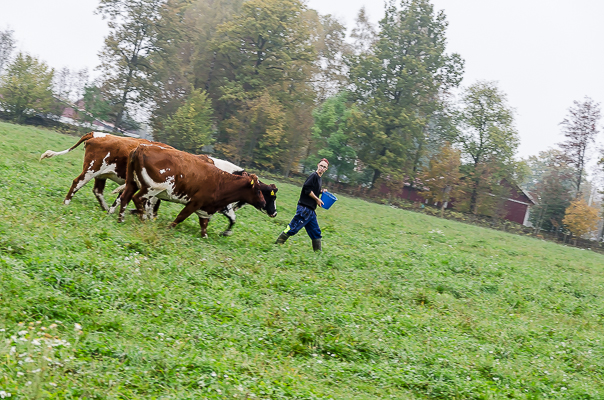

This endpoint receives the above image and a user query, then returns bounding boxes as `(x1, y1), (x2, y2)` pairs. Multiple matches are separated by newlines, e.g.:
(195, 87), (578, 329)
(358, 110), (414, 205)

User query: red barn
(378, 179), (535, 226)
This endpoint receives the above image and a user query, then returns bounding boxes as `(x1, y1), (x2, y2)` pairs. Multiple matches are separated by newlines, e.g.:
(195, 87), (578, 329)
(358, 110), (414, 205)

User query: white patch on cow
(195, 210), (213, 219)
(64, 199), (71, 205)
(109, 198), (120, 215)
(87, 160), (95, 171)
(73, 152), (121, 193)
(210, 157), (244, 174)
(223, 205), (236, 222)
(139, 168), (190, 206)
(140, 143), (171, 150)
(159, 168), (170, 174)
(93, 132), (108, 138)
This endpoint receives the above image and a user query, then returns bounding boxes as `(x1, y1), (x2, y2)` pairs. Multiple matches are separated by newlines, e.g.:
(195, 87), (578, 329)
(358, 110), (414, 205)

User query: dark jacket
(298, 171), (322, 210)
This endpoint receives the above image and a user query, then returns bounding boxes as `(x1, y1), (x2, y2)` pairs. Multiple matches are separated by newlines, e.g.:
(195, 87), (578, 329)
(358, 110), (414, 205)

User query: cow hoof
(220, 230), (233, 237)
(63, 200), (71, 205)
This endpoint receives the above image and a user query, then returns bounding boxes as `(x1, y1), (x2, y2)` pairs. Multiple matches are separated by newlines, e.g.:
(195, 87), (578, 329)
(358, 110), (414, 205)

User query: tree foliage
(309, 92), (358, 183)
(454, 81), (519, 214)
(210, 0), (316, 170)
(154, 88), (214, 154)
(524, 150), (575, 232)
(81, 85), (113, 124)
(419, 142), (461, 216)
(347, 0), (464, 186)
(96, 0), (165, 129)
(0, 53), (55, 123)
(563, 198), (599, 238)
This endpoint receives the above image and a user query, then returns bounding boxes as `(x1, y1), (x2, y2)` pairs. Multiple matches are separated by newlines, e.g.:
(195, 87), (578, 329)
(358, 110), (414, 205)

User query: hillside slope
(1, 122), (604, 399)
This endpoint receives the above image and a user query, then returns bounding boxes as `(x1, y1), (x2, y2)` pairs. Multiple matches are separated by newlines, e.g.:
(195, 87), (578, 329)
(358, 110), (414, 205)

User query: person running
(275, 158), (329, 252)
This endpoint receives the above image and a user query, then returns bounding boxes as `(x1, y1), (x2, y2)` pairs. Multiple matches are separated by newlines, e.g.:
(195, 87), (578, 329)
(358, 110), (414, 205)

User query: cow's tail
(112, 184), (126, 195)
(39, 131), (97, 161)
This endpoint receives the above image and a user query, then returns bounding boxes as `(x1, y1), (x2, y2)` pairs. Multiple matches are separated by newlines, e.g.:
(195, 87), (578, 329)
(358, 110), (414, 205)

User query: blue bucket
(321, 191), (338, 210)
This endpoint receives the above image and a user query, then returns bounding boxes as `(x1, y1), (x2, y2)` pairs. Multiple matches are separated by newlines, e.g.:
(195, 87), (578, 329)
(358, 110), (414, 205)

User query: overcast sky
(1, 0), (603, 160)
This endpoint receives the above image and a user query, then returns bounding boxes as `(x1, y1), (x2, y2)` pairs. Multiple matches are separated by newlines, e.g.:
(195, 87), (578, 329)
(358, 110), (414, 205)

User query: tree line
(0, 0), (603, 239)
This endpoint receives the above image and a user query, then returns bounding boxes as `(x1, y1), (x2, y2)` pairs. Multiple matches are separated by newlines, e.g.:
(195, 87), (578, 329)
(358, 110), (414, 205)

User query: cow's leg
(92, 178), (109, 211)
(63, 169), (96, 206)
(133, 188), (162, 221)
(169, 203), (202, 233)
(152, 198), (162, 218)
(220, 204), (236, 236)
(113, 183), (140, 222)
(197, 215), (211, 239)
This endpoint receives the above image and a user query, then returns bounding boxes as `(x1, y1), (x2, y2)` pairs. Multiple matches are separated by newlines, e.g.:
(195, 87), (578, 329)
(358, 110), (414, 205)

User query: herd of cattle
(40, 132), (279, 237)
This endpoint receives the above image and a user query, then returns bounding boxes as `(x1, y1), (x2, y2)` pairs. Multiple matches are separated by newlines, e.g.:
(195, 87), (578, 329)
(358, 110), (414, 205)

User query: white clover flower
(74, 323), (82, 331)
(30, 369), (41, 373)
(0, 390), (11, 398)
(31, 339), (42, 346)
(24, 357), (34, 363)
(18, 330), (28, 336)
(17, 372), (24, 377)
(211, 372), (217, 377)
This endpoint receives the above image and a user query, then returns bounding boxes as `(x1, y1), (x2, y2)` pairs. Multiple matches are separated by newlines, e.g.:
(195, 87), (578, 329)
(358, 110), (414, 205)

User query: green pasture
(1, 121), (604, 399)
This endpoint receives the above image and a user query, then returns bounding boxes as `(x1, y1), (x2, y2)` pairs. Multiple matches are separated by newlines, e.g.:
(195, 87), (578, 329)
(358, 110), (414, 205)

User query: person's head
(316, 158), (329, 176)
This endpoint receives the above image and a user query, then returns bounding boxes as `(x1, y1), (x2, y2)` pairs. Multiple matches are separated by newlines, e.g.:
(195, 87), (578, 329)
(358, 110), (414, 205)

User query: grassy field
(1, 121), (604, 399)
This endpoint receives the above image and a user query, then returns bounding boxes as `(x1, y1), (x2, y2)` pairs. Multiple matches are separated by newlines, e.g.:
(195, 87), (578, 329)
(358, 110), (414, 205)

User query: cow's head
(257, 182), (278, 217)
(246, 174), (266, 210)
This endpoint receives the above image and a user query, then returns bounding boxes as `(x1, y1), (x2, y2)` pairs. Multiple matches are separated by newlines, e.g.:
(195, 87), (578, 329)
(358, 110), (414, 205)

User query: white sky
(1, 0), (603, 160)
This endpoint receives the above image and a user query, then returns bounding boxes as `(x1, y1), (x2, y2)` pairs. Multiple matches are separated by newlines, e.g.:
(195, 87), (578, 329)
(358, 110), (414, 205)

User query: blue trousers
(284, 205), (322, 240)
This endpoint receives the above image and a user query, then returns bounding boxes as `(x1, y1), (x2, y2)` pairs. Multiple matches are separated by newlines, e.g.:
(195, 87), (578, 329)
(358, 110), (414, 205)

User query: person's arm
(309, 191), (324, 207)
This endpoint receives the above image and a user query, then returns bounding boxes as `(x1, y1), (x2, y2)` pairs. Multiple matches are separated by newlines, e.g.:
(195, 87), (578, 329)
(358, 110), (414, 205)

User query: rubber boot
(275, 232), (289, 244)
(312, 238), (322, 252)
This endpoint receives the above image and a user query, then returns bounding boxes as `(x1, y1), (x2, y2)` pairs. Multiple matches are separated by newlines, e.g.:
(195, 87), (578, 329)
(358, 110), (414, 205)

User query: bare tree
(558, 97), (601, 197)
(350, 7), (376, 55)
(0, 29), (16, 74)
(96, 0), (164, 129)
(54, 67), (89, 102)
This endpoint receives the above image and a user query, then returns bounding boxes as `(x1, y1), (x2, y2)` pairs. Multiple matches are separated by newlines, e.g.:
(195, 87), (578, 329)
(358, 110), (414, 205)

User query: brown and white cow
(112, 155), (278, 236)
(39, 132), (173, 211)
(40, 132), (279, 235)
(109, 144), (267, 238)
